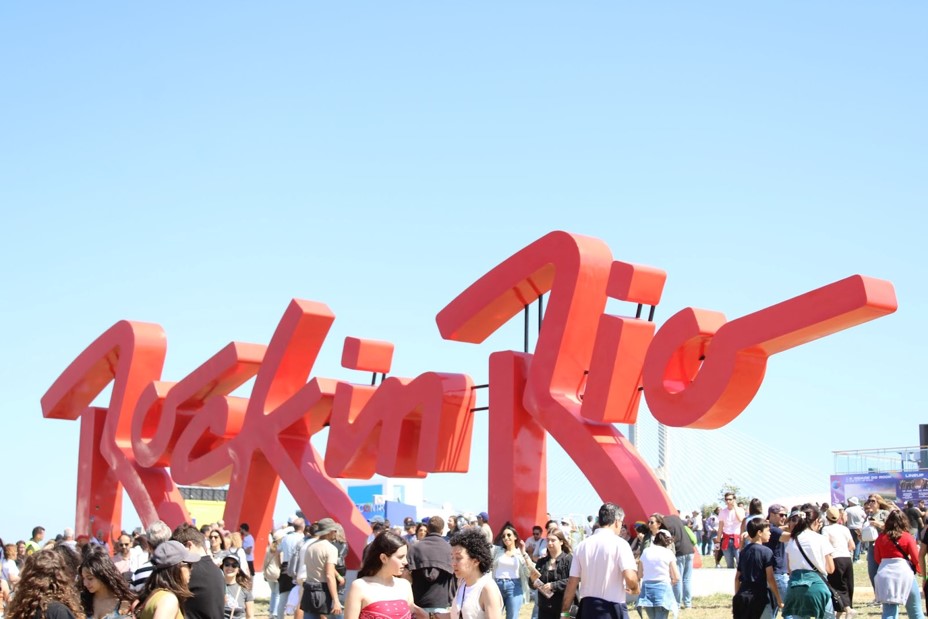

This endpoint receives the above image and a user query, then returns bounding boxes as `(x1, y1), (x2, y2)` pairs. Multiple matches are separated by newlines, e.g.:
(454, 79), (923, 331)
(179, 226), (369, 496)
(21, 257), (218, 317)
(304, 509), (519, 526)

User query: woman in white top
(490, 523), (532, 619)
(450, 529), (503, 619)
(636, 529), (679, 619)
(821, 506), (855, 617)
(783, 504), (835, 619)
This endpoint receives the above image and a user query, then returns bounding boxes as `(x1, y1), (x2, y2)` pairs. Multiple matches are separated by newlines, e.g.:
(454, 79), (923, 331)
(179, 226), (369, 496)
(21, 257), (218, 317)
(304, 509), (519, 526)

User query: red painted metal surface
(41, 231), (897, 567)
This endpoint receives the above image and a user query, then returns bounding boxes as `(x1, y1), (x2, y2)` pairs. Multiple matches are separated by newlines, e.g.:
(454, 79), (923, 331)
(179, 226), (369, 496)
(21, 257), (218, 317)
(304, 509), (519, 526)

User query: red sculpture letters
(42, 231), (897, 567)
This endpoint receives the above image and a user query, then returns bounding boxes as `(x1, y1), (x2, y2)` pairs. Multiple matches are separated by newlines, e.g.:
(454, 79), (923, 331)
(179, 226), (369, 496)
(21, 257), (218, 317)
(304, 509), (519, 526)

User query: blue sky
(1, 3), (925, 540)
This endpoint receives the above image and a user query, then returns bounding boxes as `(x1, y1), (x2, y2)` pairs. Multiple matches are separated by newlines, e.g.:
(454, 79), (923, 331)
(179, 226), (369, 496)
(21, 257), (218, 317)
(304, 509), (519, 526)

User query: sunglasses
(222, 562), (239, 568)
(209, 534), (221, 539)
(118, 543), (131, 548)
(502, 532), (514, 538)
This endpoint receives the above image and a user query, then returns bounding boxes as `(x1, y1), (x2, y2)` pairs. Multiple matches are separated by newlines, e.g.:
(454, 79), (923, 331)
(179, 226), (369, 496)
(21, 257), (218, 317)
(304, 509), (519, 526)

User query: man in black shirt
(407, 516), (455, 615)
(173, 523), (225, 619)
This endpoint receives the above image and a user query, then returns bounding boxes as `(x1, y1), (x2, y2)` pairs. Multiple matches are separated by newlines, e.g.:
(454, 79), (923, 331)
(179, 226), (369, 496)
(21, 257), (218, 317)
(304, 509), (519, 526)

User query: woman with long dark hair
(782, 504), (835, 619)
(136, 541), (199, 619)
(530, 529), (572, 619)
(874, 510), (923, 619)
(79, 545), (136, 619)
(344, 531), (422, 619)
(5, 550), (84, 619)
(490, 523), (533, 619)
(636, 529), (678, 619)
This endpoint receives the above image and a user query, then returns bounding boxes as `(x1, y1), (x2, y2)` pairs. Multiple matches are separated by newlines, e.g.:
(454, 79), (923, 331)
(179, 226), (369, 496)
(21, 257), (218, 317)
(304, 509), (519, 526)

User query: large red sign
(42, 231), (896, 567)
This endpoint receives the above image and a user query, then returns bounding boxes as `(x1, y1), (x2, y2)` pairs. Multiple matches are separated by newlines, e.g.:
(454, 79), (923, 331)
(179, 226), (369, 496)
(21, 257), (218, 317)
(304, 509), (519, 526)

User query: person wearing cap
(137, 540), (201, 619)
(220, 551), (254, 619)
(477, 513), (493, 545)
(822, 506), (855, 617)
(299, 518), (343, 619)
(403, 518), (418, 545)
(264, 530), (286, 616)
(132, 521), (175, 593)
(843, 497), (866, 563)
(762, 504), (791, 618)
(277, 518), (307, 619)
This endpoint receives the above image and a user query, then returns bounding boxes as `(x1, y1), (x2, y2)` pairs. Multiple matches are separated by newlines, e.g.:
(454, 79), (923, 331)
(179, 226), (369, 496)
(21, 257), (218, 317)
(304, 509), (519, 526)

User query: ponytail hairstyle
(788, 503), (821, 538)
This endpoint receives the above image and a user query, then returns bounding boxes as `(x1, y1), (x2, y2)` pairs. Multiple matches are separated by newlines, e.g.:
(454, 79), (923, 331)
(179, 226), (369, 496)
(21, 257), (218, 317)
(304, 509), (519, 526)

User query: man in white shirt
(561, 502), (639, 619)
(716, 492), (745, 568)
(843, 496), (867, 562)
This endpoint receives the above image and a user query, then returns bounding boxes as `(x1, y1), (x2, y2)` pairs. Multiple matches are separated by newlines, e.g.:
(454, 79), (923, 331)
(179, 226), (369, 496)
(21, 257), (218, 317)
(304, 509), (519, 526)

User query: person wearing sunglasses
(491, 523), (535, 619)
(137, 540), (200, 619)
(717, 494), (745, 569)
(207, 530), (227, 568)
(220, 552), (254, 619)
(113, 535), (134, 582)
(865, 494), (893, 588)
(762, 504), (792, 619)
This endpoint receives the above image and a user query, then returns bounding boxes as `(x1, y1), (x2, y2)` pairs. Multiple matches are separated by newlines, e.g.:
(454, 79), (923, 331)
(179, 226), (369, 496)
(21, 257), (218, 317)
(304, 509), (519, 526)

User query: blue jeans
(495, 578), (523, 619)
(880, 575), (925, 619)
(643, 608), (669, 619)
(868, 544), (878, 587)
(723, 542), (738, 569)
(673, 554), (693, 608)
(269, 580), (280, 617)
(771, 572), (788, 619)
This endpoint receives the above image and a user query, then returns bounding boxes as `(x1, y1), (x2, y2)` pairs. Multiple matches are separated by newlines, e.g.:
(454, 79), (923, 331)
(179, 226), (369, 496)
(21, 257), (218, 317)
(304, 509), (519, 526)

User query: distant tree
(719, 482), (751, 507)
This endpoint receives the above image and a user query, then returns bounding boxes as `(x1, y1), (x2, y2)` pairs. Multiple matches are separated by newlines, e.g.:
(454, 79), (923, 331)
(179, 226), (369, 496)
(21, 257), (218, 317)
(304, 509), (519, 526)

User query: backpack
(287, 537), (308, 579)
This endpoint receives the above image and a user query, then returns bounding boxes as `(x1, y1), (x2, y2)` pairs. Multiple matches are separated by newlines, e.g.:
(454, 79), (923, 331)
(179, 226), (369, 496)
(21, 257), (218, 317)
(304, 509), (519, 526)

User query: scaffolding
(833, 445), (928, 475)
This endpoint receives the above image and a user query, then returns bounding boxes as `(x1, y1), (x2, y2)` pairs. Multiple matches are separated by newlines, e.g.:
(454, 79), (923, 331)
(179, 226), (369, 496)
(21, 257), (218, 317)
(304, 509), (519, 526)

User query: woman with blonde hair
(5, 550), (84, 619)
(228, 533), (250, 576)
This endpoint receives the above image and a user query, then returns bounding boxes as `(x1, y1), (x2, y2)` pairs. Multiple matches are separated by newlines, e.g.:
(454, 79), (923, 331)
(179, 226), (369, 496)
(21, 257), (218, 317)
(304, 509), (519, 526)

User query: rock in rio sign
(42, 231), (896, 567)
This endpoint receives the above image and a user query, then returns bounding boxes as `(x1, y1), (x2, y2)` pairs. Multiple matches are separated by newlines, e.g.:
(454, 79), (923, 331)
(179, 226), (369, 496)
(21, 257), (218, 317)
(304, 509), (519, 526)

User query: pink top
(359, 600), (411, 619)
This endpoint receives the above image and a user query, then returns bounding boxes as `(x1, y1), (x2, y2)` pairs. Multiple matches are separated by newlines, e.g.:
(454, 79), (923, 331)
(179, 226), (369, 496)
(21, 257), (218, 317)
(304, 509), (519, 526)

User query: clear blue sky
(1, 3), (925, 540)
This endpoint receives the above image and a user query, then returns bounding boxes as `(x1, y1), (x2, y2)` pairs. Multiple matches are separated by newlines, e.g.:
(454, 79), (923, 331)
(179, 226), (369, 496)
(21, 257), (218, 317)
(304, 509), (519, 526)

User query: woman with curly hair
(79, 545), (136, 619)
(874, 510), (923, 619)
(5, 550), (85, 619)
(449, 528), (502, 619)
(137, 541), (200, 619)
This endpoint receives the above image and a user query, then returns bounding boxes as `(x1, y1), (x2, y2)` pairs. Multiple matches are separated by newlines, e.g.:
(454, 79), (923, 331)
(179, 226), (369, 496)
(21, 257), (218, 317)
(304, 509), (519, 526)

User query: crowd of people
(1, 495), (927, 619)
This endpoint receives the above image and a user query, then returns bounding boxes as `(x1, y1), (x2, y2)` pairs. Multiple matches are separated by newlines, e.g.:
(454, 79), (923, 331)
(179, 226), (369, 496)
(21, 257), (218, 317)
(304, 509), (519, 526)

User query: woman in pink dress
(345, 531), (427, 619)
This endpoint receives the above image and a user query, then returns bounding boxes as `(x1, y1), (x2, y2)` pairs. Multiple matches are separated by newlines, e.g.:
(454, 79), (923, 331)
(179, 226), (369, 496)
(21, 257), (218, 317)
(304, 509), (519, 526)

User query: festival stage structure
(41, 231), (897, 566)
